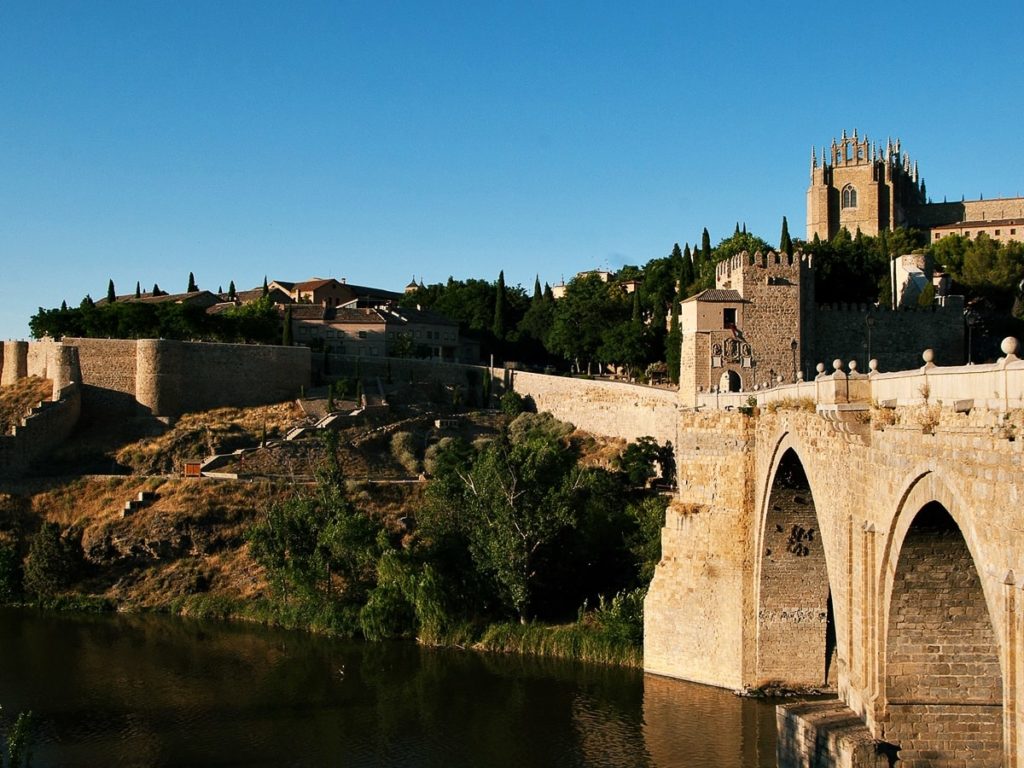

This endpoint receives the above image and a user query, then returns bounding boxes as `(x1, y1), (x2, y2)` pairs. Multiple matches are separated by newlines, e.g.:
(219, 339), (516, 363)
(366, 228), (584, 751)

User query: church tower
(806, 130), (925, 240)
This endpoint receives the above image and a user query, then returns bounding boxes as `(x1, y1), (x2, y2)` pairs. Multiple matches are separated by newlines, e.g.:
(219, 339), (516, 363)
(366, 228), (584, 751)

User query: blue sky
(2, 1), (1023, 339)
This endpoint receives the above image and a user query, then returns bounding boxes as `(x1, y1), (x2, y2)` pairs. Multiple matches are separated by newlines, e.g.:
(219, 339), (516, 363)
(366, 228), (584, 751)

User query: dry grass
(115, 401), (304, 473)
(0, 376), (52, 434)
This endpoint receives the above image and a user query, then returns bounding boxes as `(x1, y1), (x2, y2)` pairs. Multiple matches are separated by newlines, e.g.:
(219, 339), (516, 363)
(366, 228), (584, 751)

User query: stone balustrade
(696, 337), (1022, 413)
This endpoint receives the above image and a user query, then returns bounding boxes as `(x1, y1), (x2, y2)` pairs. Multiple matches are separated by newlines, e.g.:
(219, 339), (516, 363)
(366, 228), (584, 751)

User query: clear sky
(2, 1), (1023, 339)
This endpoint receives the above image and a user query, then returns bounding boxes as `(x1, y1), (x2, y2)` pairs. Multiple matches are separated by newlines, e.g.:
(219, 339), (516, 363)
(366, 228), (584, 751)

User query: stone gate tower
(806, 129), (925, 240)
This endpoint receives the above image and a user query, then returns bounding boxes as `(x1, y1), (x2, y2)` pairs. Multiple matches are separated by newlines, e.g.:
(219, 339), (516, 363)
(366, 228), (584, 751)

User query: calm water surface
(0, 608), (778, 767)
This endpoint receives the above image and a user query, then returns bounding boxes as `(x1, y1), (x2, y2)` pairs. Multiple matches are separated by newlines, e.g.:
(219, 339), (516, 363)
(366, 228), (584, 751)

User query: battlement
(715, 249), (812, 289)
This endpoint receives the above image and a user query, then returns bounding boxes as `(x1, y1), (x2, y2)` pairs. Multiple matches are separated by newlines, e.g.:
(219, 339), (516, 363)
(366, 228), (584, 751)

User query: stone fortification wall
(0, 341), (83, 480)
(811, 298), (964, 373)
(0, 383), (81, 481)
(325, 354), (498, 391)
(509, 371), (679, 446)
(66, 338), (145, 416)
(65, 338), (310, 418)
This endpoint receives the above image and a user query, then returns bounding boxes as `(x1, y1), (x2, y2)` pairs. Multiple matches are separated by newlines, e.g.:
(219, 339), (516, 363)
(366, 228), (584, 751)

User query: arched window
(841, 184), (858, 209)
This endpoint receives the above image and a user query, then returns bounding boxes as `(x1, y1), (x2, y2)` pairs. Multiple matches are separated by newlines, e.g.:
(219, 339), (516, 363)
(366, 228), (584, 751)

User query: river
(0, 608), (779, 767)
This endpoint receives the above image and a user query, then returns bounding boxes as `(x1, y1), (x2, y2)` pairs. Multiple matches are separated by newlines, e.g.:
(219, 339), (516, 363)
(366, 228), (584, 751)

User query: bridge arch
(753, 432), (839, 690)
(879, 469), (1004, 766)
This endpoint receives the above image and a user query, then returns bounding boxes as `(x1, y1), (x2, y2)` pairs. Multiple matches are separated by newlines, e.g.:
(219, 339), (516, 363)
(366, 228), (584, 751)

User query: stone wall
(0, 341), (83, 480)
(645, 404), (1024, 766)
(65, 338), (311, 418)
(509, 370), (679, 446)
(811, 300), (965, 373)
(643, 411), (754, 689)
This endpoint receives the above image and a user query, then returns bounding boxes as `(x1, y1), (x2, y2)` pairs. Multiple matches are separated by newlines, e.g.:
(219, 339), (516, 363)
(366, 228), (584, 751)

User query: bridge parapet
(695, 337), (1023, 413)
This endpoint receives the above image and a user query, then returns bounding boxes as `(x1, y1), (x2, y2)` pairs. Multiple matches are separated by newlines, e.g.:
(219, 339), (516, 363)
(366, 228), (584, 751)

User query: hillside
(2, 395), (627, 614)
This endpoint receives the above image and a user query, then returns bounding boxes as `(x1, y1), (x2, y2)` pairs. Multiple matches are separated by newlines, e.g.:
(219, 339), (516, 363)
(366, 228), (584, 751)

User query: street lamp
(865, 315), (875, 367)
(964, 309), (979, 364)
(790, 339), (798, 382)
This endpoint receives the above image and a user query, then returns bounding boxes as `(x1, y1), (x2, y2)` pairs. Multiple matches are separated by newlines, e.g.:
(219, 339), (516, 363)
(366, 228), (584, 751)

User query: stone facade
(807, 130), (1024, 242)
(678, 250), (964, 406)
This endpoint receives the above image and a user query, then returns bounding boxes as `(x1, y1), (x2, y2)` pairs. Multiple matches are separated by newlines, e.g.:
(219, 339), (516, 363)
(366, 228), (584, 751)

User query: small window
(358, 331), (367, 339)
(841, 184), (858, 209)
(723, 308), (737, 328)
(995, 229), (1001, 236)
(1012, 229), (1017, 235)
(964, 231), (971, 238)
(934, 233), (941, 240)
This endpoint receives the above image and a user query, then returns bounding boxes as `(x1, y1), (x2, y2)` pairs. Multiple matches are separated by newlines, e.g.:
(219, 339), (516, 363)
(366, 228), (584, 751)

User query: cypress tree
(670, 242), (683, 272)
(60, 300), (68, 311)
(492, 270), (507, 341)
(134, 281), (142, 299)
(282, 305), (293, 346)
(532, 275), (542, 302)
(187, 272), (198, 292)
(543, 283), (554, 302)
(152, 283), (161, 296)
(681, 244), (694, 290)
(228, 280), (236, 299)
(780, 216), (793, 256)
(106, 279), (116, 303)
(701, 228), (712, 263)
(631, 288), (641, 322)
(734, 222), (740, 236)
(262, 276), (269, 298)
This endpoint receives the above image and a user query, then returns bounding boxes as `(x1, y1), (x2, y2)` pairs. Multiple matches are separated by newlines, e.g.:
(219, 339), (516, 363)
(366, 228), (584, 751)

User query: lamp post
(964, 309), (979, 364)
(790, 338), (798, 382)
(865, 315), (875, 367)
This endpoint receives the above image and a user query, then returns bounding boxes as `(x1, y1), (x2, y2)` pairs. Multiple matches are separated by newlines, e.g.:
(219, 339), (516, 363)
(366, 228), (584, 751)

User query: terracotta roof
(294, 278), (341, 291)
(683, 289), (744, 303)
(932, 218), (1022, 229)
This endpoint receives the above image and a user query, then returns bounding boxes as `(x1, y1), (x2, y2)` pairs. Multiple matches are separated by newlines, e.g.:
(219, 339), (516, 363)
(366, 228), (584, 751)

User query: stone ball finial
(1001, 337), (1019, 357)
(832, 358), (843, 372)
(869, 359), (879, 372)
(776, 375), (783, 384)
(849, 360), (858, 372)
(816, 362), (825, 375)
(922, 348), (934, 364)
(797, 371), (804, 381)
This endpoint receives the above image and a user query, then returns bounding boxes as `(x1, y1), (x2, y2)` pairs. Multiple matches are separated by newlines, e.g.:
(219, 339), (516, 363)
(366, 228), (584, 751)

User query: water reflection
(0, 609), (776, 767)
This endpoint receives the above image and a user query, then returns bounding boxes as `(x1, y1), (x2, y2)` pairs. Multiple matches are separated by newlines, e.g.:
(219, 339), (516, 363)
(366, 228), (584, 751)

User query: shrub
(0, 541), (23, 604)
(507, 412), (574, 445)
(23, 523), (77, 599)
(499, 390), (531, 417)
(390, 431), (422, 475)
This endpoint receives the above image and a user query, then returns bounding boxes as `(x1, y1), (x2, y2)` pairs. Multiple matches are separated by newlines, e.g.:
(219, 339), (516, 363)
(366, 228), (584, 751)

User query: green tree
(134, 281), (142, 299)
(492, 270), (508, 342)
(665, 295), (682, 384)
(548, 274), (628, 372)
(282, 305), (293, 346)
(228, 280), (236, 299)
(0, 541), (22, 603)
(23, 522), (75, 599)
(187, 272), (198, 292)
(262, 276), (269, 298)
(423, 433), (580, 622)
(106, 279), (116, 303)
(780, 216), (793, 256)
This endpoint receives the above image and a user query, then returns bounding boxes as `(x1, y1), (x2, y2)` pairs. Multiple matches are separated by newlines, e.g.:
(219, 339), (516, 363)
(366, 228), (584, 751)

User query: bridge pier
(646, 404), (1023, 766)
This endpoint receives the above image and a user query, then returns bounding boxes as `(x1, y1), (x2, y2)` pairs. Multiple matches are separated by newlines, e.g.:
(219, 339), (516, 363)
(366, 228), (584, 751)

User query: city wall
(811, 299), (965, 374)
(64, 338), (311, 419)
(0, 340), (82, 480)
(509, 370), (679, 447)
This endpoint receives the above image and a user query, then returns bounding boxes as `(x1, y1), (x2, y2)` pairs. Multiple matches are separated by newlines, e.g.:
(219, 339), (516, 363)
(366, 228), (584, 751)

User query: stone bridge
(644, 340), (1024, 767)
